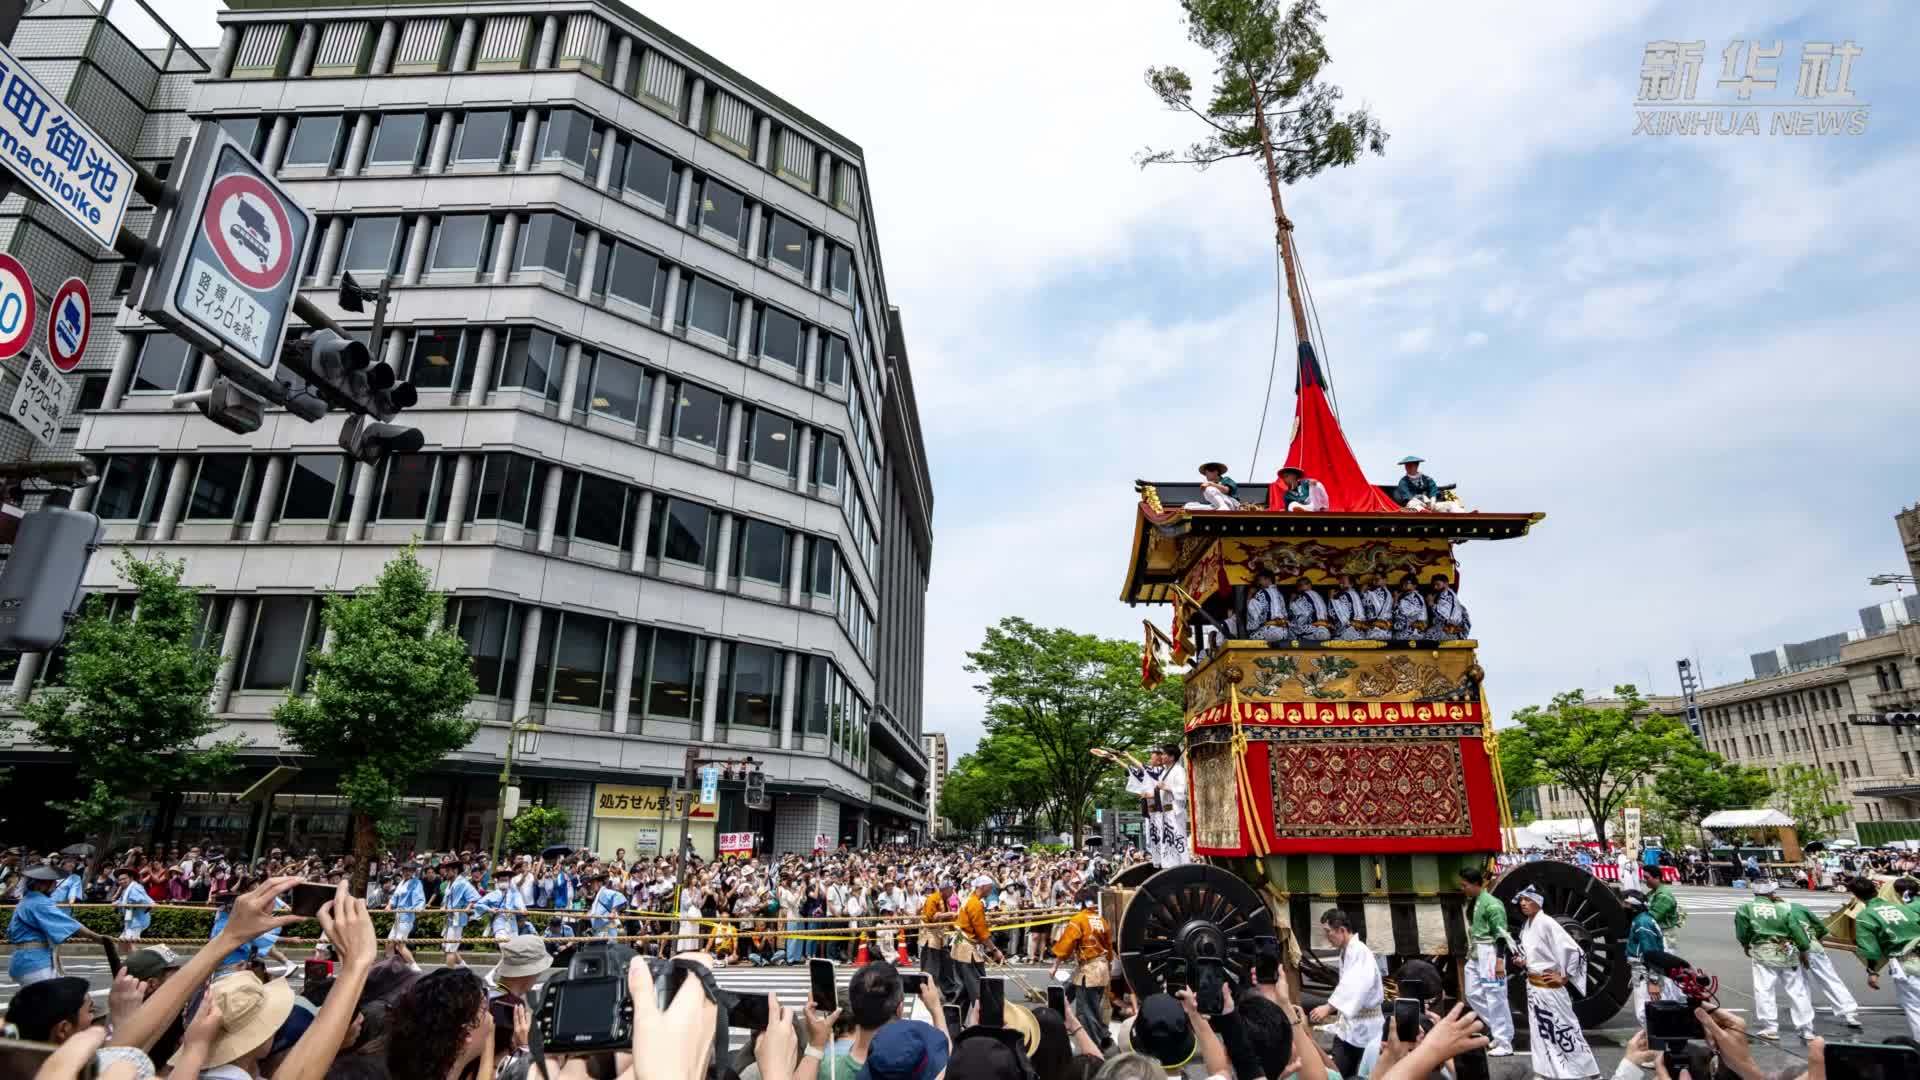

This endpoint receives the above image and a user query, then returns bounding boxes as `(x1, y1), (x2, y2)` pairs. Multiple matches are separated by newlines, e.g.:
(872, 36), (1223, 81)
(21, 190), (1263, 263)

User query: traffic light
(279, 328), (423, 463)
(744, 769), (767, 809)
(0, 509), (104, 652)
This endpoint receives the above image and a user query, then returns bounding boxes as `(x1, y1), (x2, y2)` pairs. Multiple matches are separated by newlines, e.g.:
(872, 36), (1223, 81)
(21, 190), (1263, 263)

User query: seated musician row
(1226, 569), (1472, 642)
(1185, 455), (1467, 512)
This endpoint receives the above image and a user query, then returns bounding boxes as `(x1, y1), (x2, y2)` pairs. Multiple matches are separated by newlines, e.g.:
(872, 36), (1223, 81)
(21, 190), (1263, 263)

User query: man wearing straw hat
(1183, 462), (1242, 511)
(166, 970), (296, 1077)
(1516, 884), (1599, 1078)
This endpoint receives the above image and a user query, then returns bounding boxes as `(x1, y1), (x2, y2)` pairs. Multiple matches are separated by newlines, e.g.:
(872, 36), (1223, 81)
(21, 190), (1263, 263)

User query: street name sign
(0, 43), (131, 250)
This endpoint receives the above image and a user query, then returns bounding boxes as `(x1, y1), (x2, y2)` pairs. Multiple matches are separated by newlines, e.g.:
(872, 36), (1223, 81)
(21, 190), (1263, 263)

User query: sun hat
(177, 971), (295, 1068)
(1397, 455), (1425, 465)
(496, 934), (556, 979)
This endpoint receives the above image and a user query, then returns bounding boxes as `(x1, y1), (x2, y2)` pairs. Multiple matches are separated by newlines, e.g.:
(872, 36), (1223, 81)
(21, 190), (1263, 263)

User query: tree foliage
(1774, 763), (1852, 842)
(504, 805), (571, 855)
(275, 548), (478, 887)
(18, 553), (239, 854)
(1506, 686), (1694, 845)
(1138, 0), (1387, 178)
(964, 617), (1184, 846)
(1652, 743), (1774, 840)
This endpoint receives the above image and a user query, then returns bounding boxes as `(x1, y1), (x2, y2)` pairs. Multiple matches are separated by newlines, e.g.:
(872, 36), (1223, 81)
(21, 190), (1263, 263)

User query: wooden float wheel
(1118, 863), (1276, 1002)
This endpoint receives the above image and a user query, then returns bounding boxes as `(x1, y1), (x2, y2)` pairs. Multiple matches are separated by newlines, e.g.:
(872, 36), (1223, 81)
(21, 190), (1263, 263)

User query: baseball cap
(857, 1019), (950, 1080)
(127, 945), (185, 980)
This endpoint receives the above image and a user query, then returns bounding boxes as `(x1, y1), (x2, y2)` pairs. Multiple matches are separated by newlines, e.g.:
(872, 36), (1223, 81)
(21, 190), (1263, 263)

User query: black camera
(533, 941), (638, 1055)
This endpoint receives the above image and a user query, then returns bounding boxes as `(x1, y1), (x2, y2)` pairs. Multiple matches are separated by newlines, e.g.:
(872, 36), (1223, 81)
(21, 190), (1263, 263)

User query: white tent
(1527, 817), (1601, 841)
(1701, 809), (1795, 829)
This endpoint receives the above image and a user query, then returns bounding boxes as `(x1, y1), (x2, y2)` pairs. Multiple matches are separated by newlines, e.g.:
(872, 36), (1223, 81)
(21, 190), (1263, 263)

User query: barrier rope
(1227, 680), (1272, 858)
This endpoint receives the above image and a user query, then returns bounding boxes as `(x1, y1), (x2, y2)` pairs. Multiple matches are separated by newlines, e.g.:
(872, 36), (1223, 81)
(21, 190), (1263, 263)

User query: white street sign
(10, 347), (70, 446)
(699, 765), (719, 805)
(0, 44), (132, 250)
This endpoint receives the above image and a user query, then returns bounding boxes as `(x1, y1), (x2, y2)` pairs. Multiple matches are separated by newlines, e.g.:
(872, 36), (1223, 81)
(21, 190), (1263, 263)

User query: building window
(366, 112), (427, 167)
(649, 497), (713, 567)
(454, 110), (513, 165)
(281, 454), (349, 521)
(428, 214), (494, 273)
(547, 612), (612, 709)
(220, 116), (268, 157)
(809, 537), (836, 596)
(735, 518), (788, 585)
(620, 139), (676, 208)
(455, 598), (520, 698)
(186, 456), (253, 522)
(671, 382), (724, 447)
(536, 108), (597, 172)
(818, 334), (849, 386)
(567, 473), (629, 548)
(681, 275), (735, 342)
(94, 455), (158, 521)
(496, 328), (563, 401)
(243, 597), (315, 690)
(75, 374), (110, 412)
(340, 216), (402, 278)
(747, 410), (794, 472)
(696, 178), (745, 247)
(645, 627), (704, 720)
(580, 351), (648, 426)
(514, 213), (585, 284)
(759, 307), (803, 369)
(828, 244), (853, 297)
(283, 114), (343, 168)
(814, 433), (843, 488)
(405, 327), (482, 391)
(1895, 666), (1907, 690)
(374, 456), (443, 521)
(726, 643), (779, 727)
(766, 214), (809, 274)
(468, 453), (545, 527)
(601, 243), (665, 312)
(130, 334), (195, 394)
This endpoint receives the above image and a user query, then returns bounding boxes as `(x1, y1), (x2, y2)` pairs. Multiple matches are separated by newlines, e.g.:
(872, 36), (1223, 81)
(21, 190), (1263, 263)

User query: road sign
(0, 253), (35, 361)
(718, 832), (755, 856)
(1623, 806), (1643, 852)
(0, 44), (132, 251)
(142, 122), (314, 400)
(46, 277), (88, 372)
(9, 348), (70, 446)
(699, 765), (719, 805)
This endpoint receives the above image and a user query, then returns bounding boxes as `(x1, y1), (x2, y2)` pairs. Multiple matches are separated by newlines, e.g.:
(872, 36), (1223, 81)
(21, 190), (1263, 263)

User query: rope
(1247, 243), (1286, 478)
(1227, 681), (1272, 858)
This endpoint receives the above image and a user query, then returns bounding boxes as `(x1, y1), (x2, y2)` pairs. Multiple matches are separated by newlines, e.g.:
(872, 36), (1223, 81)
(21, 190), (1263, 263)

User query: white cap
(1751, 879), (1778, 894)
(973, 874), (994, 888)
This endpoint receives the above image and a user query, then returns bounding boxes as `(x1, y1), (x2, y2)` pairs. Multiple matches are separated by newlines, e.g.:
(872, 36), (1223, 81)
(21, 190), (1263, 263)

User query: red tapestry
(1272, 741), (1470, 837)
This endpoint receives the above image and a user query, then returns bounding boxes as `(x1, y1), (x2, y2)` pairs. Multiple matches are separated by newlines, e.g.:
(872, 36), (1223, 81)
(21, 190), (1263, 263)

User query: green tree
(1506, 686), (1694, 846)
(938, 758), (997, 838)
(1138, 0), (1387, 179)
(1494, 727), (1542, 812)
(965, 617), (1184, 847)
(275, 548), (478, 889)
(18, 553), (239, 867)
(504, 805), (571, 855)
(1653, 743), (1774, 842)
(1774, 763), (1853, 842)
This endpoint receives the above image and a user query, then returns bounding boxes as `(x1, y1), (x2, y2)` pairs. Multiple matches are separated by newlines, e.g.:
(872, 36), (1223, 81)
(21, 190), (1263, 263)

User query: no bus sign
(0, 254), (38, 362)
(47, 277), (90, 372)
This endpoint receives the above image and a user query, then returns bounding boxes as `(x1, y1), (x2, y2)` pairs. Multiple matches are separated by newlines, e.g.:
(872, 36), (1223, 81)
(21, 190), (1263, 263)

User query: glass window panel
(283, 114), (341, 167)
(819, 334), (848, 386)
(805, 656), (830, 734)
(572, 474), (628, 546)
(624, 629), (650, 717)
(750, 411), (794, 471)
(588, 352), (645, 425)
(530, 611), (557, 706)
(759, 308), (803, 368)
(455, 110), (511, 163)
(429, 215), (490, 271)
(738, 519), (787, 585)
(697, 179), (745, 244)
(515, 214), (578, 278)
(550, 614), (610, 708)
(810, 537), (835, 595)
(655, 498), (711, 566)
(131, 335), (194, 394)
(219, 116), (266, 157)
(814, 433), (843, 488)
(672, 382), (723, 447)
(683, 276), (733, 340)
(186, 456), (249, 521)
(728, 644), (778, 727)
(406, 328), (464, 389)
(604, 244), (663, 311)
(830, 245), (853, 295)
(367, 112), (426, 166)
(243, 597), (311, 690)
(497, 328), (560, 399)
(94, 455), (155, 521)
(767, 215), (809, 273)
(457, 599), (515, 698)
(646, 628), (703, 720)
(340, 216), (401, 276)
(281, 455), (343, 520)
(623, 140), (676, 206)
(376, 455), (437, 520)
(538, 108), (594, 168)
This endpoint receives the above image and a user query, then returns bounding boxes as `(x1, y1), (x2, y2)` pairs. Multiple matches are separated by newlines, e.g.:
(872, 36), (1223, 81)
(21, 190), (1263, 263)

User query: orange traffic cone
(896, 941), (909, 965)
(855, 936), (870, 965)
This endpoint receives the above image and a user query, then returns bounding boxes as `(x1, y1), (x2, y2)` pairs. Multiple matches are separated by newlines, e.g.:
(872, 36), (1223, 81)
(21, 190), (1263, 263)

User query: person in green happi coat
(1734, 878), (1814, 1041)
(1847, 875), (1920, 1040)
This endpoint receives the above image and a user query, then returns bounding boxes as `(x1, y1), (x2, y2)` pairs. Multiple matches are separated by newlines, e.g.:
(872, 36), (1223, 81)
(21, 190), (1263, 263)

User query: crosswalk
(1664, 891), (1846, 915)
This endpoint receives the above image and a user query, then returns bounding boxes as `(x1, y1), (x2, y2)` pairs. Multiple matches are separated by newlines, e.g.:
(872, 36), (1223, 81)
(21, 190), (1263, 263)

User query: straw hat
(177, 972), (294, 1068)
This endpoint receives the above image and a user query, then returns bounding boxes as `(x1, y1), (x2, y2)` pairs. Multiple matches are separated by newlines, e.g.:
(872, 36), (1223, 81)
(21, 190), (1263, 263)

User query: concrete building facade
(921, 731), (947, 838)
(0, 0), (932, 859)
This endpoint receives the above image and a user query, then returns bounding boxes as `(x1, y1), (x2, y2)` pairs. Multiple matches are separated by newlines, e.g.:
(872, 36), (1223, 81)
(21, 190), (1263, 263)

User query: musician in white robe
(1359, 575), (1394, 641)
(1517, 886), (1601, 1079)
(1391, 574), (1430, 641)
(1286, 581), (1333, 642)
(1122, 744), (1191, 868)
(1308, 909), (1384, 1079)
(1246, 570), (1292, 642)
(1426, 576), (1471, 641)
(1328, 574), (1366, 641)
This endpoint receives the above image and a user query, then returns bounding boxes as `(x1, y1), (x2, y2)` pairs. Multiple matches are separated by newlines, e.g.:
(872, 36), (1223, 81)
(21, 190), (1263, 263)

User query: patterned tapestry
(1189, 742), (1244, 850)
(1270, 740), (1473, 838)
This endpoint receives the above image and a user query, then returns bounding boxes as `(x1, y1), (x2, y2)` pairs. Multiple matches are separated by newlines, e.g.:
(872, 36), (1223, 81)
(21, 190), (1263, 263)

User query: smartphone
(729, 994), (771, 1030)
(1391, 998), (1422, 1043)
(979, 977), (1006, 1028)
(1047, 984), (1068, 1015)
(943, 1003), (962, 1028)
(1823, 1041), (1920, 1080)
(902, 972), (926, 996)
(1645, 1000), (1705, 1043)
(287, 882), (337, 917)
(809, 958), (836, 1012)
(1452, 1046), (1490, 1080)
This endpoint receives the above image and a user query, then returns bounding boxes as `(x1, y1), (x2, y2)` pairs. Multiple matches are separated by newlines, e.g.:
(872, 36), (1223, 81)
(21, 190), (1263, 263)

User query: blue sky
(143, 2), (1920, 758)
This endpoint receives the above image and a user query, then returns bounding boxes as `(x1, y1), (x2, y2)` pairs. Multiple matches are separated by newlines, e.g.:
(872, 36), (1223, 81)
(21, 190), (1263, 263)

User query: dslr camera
(532, 941), (638, 1054)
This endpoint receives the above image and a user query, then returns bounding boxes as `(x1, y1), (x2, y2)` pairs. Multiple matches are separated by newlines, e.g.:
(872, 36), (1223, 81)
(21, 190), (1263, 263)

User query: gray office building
(0, 0), (933, 857)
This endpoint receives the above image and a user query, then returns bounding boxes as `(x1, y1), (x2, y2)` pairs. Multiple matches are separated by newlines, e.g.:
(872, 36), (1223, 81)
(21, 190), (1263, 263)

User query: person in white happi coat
(1327, 574), (1367, 641)
(677, 884), (705, 954)
(1516, 885), (1601, 1079)
(1358, 574), (1394, 641)
(1097, 744), (1192, 868)
(1308, 909), (1383, 1079)
(1286, 581), (1333, 642)
(1245, 570), (1292, 642)
(1616, 847), (1643, 895)
(1391, 574), (1430, 641)
(1425, 576), (1471, 641)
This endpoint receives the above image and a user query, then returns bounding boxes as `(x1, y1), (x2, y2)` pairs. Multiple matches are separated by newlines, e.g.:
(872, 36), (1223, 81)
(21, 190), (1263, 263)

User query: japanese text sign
(0, 43), (130, 249)
(9, 347), (70, 446)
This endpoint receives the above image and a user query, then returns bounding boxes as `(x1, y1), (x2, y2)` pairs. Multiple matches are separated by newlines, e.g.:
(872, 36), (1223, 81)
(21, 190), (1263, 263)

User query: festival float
(1101, 250), (1637, 1028)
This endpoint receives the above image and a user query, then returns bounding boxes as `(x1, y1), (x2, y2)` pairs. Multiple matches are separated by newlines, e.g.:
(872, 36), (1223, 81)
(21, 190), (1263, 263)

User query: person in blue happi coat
(384, 862), (427, 966)
(440, 864), (482, 968)
(8, 865), (108, 987)
(113, 866), (154, 942)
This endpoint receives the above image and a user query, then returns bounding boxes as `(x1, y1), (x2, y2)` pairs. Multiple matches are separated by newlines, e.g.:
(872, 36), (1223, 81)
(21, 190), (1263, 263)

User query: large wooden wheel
(1112, 862), (1159, 889)
(1493, 861), (1630, 1028)
(1117, 864), (1275, 1000)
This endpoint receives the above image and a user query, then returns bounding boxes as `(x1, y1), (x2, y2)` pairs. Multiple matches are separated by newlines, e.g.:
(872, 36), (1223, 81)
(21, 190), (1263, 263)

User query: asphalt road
(3, 885), (1907, 1077)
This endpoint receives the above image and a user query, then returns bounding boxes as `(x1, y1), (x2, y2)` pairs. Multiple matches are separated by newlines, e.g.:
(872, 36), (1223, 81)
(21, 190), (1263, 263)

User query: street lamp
(486, 717), (543, 885)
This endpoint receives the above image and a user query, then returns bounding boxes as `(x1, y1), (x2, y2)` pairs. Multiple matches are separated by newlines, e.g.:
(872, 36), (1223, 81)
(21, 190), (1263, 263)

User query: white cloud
(1463, 331), (1489, 347)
